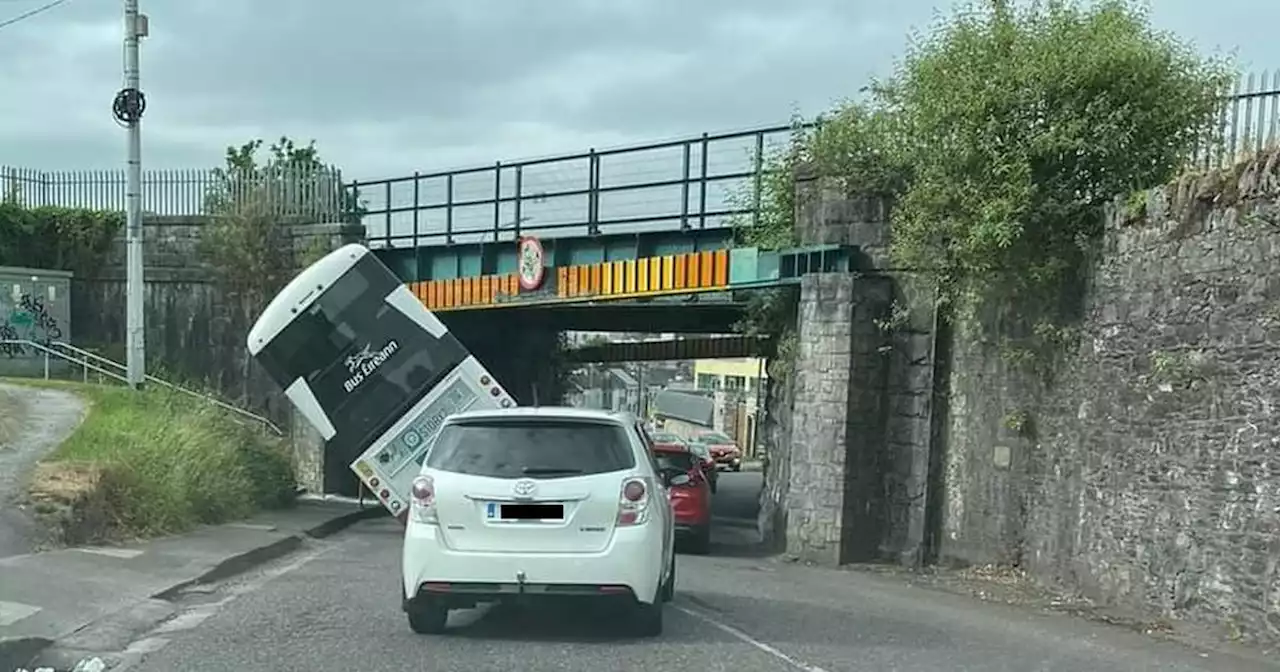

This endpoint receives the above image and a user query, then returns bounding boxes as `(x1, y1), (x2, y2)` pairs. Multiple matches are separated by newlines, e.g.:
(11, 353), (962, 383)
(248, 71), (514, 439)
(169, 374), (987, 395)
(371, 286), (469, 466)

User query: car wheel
(688, 525), (712, 555)
(731, 463), (741, 472)
(406, 599), (449, 635)
(660, 554), (676, 602)
(632, 599), (664, 637)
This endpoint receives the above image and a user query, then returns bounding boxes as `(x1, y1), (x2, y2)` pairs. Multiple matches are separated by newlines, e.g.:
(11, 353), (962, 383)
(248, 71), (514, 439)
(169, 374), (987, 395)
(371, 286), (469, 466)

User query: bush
(737, 0), (1231, 345)
(27, 381), (295, 539)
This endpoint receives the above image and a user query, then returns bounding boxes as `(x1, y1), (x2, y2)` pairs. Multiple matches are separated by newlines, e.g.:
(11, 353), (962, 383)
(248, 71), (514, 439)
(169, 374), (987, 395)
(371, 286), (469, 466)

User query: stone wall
(775, 167), (940, 566)
(936, 159), (1280, 644)
(70, 216), (361, 494)
(72, 216), (361, 418)
(785, 272), (894, 565)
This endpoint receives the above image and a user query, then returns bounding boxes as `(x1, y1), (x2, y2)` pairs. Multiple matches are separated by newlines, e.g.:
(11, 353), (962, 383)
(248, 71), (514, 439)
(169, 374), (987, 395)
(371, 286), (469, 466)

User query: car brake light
(411, 475), (437, 524)
(617, 477), (651, 526)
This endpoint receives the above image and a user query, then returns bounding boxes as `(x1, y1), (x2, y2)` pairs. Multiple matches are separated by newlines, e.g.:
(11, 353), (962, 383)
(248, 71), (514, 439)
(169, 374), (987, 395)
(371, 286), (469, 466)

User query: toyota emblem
(512, 479), (538, 498)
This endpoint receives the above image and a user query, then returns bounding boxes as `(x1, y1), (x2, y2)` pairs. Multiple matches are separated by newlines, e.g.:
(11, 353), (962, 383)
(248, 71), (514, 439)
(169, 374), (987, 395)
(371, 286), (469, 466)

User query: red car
(651, 431), (718, 494)
(651, 444), (712, 554)
(696, 431), (743, 471)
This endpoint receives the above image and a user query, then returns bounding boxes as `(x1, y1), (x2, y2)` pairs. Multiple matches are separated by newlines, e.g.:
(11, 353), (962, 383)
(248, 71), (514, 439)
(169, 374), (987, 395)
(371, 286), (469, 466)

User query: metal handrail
(0, 339), (283, 436)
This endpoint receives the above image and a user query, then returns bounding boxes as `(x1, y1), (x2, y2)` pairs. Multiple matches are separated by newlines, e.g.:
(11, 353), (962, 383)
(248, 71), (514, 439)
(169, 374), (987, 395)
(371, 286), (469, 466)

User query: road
(113, 473), (1266, 672)
(0, 382), (85, 558)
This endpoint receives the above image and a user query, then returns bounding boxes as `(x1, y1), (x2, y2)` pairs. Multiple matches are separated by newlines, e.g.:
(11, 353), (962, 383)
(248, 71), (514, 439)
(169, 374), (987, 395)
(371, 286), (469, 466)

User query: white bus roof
(246, 242), (372, 355)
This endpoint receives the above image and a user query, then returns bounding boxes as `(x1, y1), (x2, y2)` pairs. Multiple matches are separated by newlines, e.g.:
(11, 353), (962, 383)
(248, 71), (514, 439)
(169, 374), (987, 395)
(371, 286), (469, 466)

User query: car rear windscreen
(426, 420), (637, 479)
(654, 451), (697, 473)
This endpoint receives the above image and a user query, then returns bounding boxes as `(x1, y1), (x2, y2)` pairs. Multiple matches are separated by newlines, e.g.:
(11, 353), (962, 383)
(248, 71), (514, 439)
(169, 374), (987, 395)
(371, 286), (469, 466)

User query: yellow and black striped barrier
(410, 249), (731, 312)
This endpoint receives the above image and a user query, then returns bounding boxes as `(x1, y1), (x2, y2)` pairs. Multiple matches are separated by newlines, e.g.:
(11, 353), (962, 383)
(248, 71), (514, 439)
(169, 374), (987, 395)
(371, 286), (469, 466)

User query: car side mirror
(669, 473), (692, 486)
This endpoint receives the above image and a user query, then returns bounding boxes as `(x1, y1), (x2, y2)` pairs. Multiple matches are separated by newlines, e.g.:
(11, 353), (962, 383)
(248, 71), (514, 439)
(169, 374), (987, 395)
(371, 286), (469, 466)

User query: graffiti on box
(1, 293), (63, 358)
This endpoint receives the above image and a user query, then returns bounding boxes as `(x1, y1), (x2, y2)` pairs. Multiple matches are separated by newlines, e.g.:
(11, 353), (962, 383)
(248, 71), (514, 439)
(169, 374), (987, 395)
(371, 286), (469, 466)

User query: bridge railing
(353, 125), (808, 249)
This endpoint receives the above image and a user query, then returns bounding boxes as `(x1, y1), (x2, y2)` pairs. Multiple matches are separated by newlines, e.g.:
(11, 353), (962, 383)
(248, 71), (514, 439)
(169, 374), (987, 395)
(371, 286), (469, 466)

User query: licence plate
(500, 503), (564, 520)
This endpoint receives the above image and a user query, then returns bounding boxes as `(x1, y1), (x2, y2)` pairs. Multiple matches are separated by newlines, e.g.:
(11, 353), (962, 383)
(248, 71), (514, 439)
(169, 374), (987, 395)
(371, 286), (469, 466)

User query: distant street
(112, 472), (1264, 672)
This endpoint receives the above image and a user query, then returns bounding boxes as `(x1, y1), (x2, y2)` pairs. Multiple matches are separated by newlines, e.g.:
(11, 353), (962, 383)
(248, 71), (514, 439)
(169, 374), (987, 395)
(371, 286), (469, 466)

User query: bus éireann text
(246, 243), (517, 518)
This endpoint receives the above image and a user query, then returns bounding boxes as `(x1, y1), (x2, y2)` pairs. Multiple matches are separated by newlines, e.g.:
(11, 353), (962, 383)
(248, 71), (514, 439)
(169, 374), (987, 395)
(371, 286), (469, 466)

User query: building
(568, 366), (642, 416)
(693, 357), (767, 396)
(690, 358), (768, 456)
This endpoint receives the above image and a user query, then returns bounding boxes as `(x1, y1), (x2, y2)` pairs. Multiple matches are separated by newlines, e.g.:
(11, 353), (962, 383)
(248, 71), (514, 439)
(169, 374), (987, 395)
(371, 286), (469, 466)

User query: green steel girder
(374, 227), (737, 283)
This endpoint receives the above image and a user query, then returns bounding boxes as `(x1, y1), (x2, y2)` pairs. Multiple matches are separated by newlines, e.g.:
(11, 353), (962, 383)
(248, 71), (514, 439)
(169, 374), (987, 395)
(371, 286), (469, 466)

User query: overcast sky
(0, 0), (1274, 183)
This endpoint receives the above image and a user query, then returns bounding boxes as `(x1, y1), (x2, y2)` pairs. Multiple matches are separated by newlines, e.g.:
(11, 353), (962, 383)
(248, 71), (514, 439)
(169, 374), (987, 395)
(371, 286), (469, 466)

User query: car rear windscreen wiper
(521, 467), (584, 475)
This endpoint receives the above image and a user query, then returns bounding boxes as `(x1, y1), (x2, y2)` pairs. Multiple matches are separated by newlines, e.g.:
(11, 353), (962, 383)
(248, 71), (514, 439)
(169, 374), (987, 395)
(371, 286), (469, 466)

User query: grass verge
(11, 379), (295, 543)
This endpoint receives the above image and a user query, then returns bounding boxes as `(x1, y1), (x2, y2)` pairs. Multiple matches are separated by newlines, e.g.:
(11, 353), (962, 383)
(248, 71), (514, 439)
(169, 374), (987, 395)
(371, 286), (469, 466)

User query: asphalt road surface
(114, 473), (1267, 672)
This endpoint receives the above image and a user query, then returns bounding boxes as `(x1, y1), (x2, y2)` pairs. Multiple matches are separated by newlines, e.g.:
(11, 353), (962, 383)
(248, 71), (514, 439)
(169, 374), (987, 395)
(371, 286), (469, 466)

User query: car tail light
(411, 475), (437, 524)
(617, 477), (651, 526)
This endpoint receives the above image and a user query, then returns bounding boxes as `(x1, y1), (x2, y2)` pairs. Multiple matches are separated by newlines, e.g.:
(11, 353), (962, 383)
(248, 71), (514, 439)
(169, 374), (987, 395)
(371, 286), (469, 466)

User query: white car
(401, 407), (677, 637)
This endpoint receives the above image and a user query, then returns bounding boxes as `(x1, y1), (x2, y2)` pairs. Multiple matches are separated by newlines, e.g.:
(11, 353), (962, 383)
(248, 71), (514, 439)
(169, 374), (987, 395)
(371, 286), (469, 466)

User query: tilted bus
(246, 243), (517, 518)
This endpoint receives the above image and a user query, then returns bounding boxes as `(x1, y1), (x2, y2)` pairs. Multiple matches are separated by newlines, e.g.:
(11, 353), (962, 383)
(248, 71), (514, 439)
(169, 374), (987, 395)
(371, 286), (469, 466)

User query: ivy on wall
(0, 201), (123, 276)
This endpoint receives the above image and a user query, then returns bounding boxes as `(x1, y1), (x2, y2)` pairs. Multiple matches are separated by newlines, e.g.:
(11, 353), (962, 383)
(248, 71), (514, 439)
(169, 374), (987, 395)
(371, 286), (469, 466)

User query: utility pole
(120, 0), (148, 388)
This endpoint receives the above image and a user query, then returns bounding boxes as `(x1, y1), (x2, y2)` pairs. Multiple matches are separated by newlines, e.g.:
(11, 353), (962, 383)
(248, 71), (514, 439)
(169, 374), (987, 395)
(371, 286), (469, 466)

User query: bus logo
(342, 340), (401, 392)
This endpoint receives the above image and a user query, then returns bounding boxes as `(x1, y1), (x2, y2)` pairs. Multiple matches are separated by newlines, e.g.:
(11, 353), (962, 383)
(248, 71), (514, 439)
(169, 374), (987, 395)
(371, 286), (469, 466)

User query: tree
(199, 136), (356, 304)
(741, 0), (1230, 322)
(881, 0), (1229, 313)
(197, 137), (359, 403)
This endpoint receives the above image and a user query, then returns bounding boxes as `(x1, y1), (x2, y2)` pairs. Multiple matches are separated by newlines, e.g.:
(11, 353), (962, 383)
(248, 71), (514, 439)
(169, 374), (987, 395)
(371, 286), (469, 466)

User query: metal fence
(5, 72), (1278, 242)
(355, 125), (802, 249)
(1192, 72), (1280, 170)
(0, 165), (349, 219)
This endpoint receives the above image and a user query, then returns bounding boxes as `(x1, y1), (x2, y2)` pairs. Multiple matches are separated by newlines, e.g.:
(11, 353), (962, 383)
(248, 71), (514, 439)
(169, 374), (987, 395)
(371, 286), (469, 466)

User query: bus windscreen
(254, 254), (467, 451)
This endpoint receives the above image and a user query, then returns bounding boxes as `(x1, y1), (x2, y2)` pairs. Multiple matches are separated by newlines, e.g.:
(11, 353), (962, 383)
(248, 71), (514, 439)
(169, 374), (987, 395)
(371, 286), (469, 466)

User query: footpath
(0, 498), (383, 671)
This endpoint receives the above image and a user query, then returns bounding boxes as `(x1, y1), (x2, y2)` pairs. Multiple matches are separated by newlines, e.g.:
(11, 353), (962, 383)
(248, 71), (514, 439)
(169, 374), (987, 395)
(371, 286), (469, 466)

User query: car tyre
(731, 463), (742, 472)
(406, 600), (449, 635)
(632, 600), (664, 637)
(688, 525), (712, 555)
(660, 554), (676, 602)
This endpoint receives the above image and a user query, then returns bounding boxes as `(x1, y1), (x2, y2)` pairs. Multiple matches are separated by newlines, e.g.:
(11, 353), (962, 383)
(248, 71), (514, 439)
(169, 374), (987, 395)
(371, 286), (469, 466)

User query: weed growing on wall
(198, 137), (356, 304)
(736, 0), (1230, 368)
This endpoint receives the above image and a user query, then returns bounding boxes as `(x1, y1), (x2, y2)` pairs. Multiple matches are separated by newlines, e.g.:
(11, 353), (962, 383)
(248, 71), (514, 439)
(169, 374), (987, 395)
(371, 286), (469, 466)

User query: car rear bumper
(402, 520), (666, 607)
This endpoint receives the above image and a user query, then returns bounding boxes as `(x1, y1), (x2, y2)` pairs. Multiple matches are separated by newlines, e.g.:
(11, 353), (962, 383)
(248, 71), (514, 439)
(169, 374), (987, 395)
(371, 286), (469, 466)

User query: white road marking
(0, 600), (40, 626)
(675, 604), (831, 672)
(76, 547), (145, 559)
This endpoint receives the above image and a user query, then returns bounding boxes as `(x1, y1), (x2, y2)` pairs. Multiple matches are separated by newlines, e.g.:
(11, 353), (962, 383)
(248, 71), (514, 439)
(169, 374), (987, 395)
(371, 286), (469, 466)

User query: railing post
(680, 142), (692, 232)
(445, 174), (455, 245)
(43, 351), (49, 379)
(411, 172), (420, 249)
(587, 149), (600, 235)
(698, 132), (709, 230)
(514, 165), (524, 238)
(752, 131), (765, 231)
(493, 161), (503, 242)
(384, 181), (393, 247)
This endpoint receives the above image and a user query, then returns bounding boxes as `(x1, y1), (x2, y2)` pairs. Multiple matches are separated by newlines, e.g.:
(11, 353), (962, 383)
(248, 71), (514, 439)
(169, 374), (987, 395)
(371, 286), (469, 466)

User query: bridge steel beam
(565, 335), (775, 364)
(396, 244), (855, 313)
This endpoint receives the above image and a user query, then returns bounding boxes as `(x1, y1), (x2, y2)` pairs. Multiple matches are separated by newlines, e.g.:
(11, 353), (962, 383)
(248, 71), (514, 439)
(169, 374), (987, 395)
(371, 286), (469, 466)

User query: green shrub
(27, 380), (295, 537)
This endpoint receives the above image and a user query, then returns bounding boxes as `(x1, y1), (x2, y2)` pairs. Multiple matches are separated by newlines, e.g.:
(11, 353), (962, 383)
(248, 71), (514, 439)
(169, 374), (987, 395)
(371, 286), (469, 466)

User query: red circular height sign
(517, 237), (545, 291)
